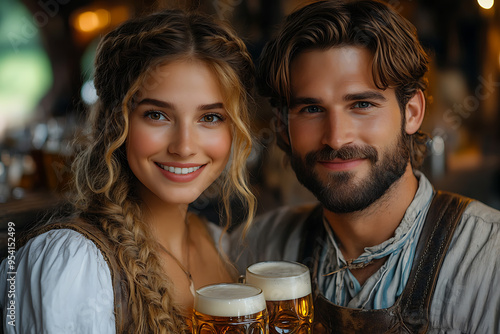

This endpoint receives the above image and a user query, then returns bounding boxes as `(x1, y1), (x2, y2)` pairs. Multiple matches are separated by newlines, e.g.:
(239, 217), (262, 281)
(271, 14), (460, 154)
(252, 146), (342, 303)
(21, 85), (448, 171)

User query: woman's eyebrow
(199, 102), (224, 111)
(137, 98), (174, 109)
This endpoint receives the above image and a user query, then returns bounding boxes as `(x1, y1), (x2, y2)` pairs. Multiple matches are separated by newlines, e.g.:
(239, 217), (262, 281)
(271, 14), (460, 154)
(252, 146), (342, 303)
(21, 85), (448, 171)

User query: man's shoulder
(252, 202), (321, 231)
(462, 199), (500, 224)
(450, 198), (500, 255)
(432, 198), (500, 332)
(229, 202), (321, 270)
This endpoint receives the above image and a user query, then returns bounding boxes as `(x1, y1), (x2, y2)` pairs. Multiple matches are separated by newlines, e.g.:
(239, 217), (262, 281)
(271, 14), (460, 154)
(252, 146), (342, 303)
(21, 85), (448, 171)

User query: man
(230, 1), (500, 333)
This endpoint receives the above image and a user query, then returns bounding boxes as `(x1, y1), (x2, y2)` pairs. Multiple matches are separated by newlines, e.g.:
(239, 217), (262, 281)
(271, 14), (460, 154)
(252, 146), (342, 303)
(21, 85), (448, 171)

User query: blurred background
(1, 0), (499, 250)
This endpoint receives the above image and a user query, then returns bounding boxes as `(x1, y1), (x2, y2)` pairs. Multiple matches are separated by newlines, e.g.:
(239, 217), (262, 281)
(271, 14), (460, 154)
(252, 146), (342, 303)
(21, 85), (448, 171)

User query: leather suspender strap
(298, 190), (472, 333)
(19, 220), (131, 333)
(399, 190), (472, 333)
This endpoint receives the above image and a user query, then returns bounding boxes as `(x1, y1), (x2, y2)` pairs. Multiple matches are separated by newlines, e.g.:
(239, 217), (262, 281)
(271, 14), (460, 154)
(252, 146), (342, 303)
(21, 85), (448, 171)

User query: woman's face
(127, 59), (232, 206)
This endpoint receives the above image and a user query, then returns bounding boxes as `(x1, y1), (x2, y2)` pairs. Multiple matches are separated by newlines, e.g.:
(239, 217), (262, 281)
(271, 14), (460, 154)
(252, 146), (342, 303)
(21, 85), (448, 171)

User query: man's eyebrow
(344, 91), (387, 102)
(289, 97), (322, 109)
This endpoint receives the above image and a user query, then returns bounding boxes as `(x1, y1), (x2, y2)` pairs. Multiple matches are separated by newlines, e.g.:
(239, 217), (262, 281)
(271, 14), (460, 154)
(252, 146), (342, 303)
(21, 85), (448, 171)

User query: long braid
(75, 139), (188, 332)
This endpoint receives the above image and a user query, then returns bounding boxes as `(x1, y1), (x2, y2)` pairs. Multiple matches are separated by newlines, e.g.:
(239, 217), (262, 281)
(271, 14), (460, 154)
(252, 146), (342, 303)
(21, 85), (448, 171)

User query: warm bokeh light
(74, 9), (111, 33)
(95, 9), (110, 28)
(478, 0), (494, 9)
(77, 11), (99, 32)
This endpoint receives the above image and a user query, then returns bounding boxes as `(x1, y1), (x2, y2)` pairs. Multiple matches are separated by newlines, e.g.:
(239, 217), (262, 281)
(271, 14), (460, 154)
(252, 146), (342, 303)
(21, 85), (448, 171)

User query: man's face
(287, 46), (411, 213)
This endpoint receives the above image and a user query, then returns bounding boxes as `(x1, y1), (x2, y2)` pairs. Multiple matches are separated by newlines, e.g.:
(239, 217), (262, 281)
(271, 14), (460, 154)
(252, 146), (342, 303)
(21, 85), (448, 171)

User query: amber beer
(192, 283), (269, 334)
(246, 261), (314, 334)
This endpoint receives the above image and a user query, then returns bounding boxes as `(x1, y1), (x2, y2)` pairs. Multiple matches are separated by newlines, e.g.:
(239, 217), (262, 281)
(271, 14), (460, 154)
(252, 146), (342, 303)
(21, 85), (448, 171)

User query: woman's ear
(405, 90), (426, 135)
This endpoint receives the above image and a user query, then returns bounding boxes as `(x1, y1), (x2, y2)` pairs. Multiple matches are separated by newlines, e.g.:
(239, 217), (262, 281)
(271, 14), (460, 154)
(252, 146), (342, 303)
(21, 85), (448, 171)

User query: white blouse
(1, 221), (228, 333)
(1, 229), (115, 333)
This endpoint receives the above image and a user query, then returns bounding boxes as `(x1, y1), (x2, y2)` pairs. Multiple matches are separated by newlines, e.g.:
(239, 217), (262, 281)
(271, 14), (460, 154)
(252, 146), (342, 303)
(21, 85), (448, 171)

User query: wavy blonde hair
(73, 9), (255, 333)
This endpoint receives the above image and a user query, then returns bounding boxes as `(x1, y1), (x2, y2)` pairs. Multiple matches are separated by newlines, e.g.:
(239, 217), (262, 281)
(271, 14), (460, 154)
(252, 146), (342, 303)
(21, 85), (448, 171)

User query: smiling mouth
(155, 163), (203, 175)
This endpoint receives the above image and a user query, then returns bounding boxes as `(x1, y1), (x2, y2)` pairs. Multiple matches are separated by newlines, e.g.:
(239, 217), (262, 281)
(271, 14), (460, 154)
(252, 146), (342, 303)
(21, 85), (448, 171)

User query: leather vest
(299, 191), (472, 333)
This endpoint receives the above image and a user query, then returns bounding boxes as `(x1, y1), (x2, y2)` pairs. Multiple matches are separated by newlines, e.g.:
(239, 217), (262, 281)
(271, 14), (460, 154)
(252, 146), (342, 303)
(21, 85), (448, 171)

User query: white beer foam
(195, 283), (266, 317)
(246, 261), (312, 301)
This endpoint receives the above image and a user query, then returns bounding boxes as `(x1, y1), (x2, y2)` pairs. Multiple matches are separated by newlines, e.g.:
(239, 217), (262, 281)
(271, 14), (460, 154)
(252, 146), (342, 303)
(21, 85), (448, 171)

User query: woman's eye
(301, 105), (322, 113)
(354, 101), (373, 109)
(145, 111), (166, 121)
(201, 114), (223, 123)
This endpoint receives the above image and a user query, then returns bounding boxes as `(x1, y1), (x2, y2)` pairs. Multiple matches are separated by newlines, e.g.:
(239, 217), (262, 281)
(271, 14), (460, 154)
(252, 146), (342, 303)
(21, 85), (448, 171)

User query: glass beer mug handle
(249, 321), (268, 334)
(193, 323), (217, 334)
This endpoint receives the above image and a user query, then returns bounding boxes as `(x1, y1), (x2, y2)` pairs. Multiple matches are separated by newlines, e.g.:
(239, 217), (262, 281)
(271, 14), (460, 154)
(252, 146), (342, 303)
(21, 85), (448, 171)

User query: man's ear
(405, 90), (426, 135)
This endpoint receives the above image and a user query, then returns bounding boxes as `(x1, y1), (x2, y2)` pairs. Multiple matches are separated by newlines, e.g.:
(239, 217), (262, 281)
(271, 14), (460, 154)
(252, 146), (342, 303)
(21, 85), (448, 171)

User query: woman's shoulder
(18, 227), (109, 266)
(1, 227), (115, 332)
(7, 227), (113, 293)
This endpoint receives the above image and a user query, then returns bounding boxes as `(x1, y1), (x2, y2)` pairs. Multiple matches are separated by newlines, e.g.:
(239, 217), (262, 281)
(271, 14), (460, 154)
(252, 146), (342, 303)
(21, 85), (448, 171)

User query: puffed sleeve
(0, 229), (115, 333)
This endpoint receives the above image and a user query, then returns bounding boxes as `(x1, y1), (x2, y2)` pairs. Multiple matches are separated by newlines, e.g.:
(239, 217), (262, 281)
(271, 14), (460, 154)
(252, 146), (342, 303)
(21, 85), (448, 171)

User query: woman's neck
(140, 191), (190, 255)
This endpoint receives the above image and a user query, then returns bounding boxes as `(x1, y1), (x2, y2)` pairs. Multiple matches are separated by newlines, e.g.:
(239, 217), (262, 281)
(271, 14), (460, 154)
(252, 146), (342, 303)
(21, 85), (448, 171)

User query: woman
(0, 9), (255, 333)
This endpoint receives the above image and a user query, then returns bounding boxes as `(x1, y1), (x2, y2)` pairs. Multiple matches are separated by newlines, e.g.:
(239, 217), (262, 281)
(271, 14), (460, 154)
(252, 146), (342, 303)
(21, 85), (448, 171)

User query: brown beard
(290, 131), (411, 213)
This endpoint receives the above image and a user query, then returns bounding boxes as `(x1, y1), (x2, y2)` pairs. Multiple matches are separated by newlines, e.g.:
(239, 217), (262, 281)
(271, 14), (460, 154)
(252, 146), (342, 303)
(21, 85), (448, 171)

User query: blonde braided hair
(72, 9), (256, 333)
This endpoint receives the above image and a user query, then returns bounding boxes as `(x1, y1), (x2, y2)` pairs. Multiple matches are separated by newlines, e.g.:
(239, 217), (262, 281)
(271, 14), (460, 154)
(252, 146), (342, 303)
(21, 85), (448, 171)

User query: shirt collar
(323, 171), (435, 263)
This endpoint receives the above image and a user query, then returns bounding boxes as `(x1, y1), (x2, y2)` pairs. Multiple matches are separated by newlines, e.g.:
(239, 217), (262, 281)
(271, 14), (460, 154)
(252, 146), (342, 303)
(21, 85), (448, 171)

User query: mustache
(305, 145), (378, 166)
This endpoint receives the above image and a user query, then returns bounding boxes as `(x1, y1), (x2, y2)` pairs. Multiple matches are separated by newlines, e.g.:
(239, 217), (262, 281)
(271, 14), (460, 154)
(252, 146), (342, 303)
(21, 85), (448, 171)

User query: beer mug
(192, 283), (269, 334)
(246, 261), (314, 334)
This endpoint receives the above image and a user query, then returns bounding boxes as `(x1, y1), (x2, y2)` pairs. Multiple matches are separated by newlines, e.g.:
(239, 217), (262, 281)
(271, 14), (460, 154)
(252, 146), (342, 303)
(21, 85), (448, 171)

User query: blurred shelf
(0, 190), (64, 260)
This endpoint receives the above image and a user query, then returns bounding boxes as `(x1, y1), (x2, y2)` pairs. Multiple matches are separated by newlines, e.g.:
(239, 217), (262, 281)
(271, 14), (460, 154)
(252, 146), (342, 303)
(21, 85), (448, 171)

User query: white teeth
(158, 163), (201, 175)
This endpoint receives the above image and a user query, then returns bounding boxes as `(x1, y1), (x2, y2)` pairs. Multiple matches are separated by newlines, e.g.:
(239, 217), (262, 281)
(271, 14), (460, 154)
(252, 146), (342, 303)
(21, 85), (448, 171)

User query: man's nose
(321, 111), (354, 150)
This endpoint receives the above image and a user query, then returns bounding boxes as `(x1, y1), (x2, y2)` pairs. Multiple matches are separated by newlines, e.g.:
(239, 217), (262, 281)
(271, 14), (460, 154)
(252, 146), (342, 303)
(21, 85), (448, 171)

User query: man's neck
(323, 166), (419, 261)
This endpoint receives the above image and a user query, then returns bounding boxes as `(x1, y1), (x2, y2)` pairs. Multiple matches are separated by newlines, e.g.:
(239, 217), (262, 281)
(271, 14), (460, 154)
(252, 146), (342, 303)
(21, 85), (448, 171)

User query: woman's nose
(167, 122), (196, 157)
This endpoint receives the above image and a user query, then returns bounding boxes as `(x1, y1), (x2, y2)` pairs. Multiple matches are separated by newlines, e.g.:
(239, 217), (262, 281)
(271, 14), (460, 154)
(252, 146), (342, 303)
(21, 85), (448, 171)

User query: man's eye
(354, 101), (373, 109)
(301, 105), (322, 113)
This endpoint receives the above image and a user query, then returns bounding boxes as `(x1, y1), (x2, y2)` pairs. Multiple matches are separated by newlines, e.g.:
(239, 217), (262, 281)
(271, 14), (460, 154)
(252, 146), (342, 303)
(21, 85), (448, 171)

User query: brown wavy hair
(258, 0), (430, 169)
(73, 9), (255, 333)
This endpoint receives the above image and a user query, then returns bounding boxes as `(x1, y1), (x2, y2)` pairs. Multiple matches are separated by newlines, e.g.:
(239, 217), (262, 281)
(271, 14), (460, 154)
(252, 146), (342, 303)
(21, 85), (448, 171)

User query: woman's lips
(155, 162), (206, 182)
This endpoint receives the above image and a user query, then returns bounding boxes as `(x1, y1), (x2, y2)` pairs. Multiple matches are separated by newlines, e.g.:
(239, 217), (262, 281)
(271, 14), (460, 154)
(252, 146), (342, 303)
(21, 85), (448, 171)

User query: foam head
(194, 283), (266, 317)
(246, 261), (312, 301)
